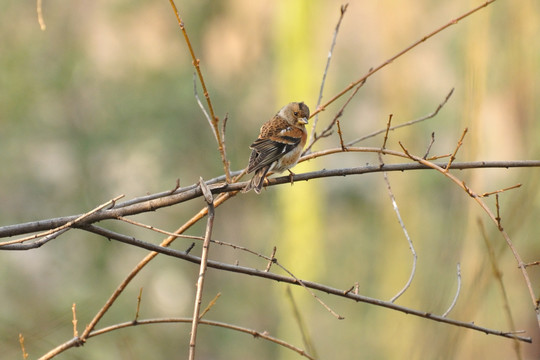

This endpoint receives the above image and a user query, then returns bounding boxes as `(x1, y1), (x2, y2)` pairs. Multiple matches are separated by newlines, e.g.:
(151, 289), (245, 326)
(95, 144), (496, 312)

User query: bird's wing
(246, 119), (304, 173)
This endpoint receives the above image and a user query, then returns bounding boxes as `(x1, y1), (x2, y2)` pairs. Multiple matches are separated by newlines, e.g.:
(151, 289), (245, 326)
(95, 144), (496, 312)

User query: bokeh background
(1, 0), (540, 359)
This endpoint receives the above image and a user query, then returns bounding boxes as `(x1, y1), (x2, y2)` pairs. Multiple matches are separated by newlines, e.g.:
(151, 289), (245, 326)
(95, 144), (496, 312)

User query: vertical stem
(189, 179), (215, 359)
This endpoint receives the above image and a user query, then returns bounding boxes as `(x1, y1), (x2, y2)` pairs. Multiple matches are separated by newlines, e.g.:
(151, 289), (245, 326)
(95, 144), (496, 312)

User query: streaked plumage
(243, 102), (310, 194)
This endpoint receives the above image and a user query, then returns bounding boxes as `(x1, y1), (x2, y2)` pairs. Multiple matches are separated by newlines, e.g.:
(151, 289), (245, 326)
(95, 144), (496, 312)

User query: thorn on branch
(343, 285), (355, 295)
(186, 242), (195, 254)
(461, 181), (476, 198)
(169, 179), (181, 194)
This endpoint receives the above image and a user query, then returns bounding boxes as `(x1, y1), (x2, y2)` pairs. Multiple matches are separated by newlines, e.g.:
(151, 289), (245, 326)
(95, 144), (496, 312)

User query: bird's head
(280, 102), (310, 126)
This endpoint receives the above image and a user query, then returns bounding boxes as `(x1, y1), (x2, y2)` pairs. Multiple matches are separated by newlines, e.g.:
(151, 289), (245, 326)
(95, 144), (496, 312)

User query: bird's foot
(287, 170), (295, 186)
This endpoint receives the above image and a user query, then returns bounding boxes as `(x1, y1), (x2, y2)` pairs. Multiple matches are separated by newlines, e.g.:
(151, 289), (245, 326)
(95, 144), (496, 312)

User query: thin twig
(265, 247), (277, 272)
(442, 263), (461, 317)
(445, 128), (468, 172)
(347, 88), (454, 147)
(189, 178), (215, 360)
(309, 3), (350, 147)
(310, 0), (493, 117)
(199, 292), (221, 320)
(193, 72), (215, 141)
(304, 75), (368, 155)
(478, 219), (522, 359)
(19, 333), (28, 359)
(423, 132), (436, 159)
(285, 287), (319, 359)
(117, 216), (203, 240)
(377, 151), (417, 303)
(378, 115), (417, 302)
(168, 0), (231, 182)
(36, 0), (46, 30)
(72, 303), (79, 337)
(39, 224), (533, 346)
(479, 183), (522, 198)
(0, 194), (124, 246)
(495, 194), (503, 230)
(274, 260), (344, 320)
(398, 141), (540, 327)
(135, 288), (143, 322)
(381, 114), (393, 150)
(336, 120), (346, 150)
(88, 317), (316, 360)
(220, 113), (231, 182)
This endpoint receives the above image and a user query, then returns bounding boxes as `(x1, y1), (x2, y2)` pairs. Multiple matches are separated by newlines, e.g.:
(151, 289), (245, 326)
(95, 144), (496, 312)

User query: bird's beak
(299, 117), (308, 125)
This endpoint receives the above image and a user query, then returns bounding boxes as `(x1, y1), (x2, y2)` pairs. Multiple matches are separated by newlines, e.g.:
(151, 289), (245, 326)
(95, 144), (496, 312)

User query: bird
(243, 101), (310, 194)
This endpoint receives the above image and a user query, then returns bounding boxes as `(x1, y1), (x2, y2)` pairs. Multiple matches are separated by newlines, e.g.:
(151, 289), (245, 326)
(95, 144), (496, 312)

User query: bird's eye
(294, 112), (299, 116)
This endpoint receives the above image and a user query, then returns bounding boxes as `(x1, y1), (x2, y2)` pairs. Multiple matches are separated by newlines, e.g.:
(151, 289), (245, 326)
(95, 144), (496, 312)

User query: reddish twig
(168, 0), (231, 182)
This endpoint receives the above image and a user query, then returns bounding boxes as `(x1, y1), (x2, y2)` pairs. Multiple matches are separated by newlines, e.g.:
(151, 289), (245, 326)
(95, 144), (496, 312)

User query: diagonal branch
(308, 3), (349, 147)
(2, 160), (540, 243)
(168, 0), (231, 182)
(398, 141), (540, 327)
(310, 1), (496, 118)
(40, 224), (532, 345)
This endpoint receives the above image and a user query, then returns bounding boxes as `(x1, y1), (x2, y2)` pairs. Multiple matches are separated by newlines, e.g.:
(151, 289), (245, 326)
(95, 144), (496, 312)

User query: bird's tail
(242, 167), (270, 194)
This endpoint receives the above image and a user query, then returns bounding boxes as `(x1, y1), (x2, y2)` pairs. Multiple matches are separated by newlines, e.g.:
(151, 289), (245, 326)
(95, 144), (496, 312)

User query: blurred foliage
(1, 0), (540, 359)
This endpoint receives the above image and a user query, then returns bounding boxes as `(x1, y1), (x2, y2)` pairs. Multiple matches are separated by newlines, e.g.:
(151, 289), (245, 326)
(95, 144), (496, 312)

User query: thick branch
(1, 160), (540, 241)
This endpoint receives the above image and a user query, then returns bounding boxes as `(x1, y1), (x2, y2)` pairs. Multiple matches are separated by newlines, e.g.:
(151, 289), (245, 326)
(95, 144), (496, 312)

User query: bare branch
(89, 317), (316, 360)
(309, 3), (350, 147)
(479, 184), (522, 198)
(423, 132), (436, 159)
(72, 303), (79, 337)
(310, 0), (494, 117)
(285, 287), (319, 358)
(36, 0), (46, 30)
(442, 263), (462, 317)
(478, 219), (523, 358)
(396, 142), (540, 327)
(193, 72), (216, 141)
(168, 0), (231, 182)
(347, 87), (454, 146)
(189, 179), (215, 359)
(2, 160), (540, 243)
(199, 292), (221, 320)
(445, 128), (468, 172)
(19, 334), (28, 360)
(134, 288), (143, 322)
(40, 223), (532, 344)
(378, 130), (417, 303)
(0, 194), (124, 246)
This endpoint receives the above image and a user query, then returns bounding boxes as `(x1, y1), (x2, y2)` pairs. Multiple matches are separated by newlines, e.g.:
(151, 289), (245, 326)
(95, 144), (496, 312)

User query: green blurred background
(1, 0), (540, 359)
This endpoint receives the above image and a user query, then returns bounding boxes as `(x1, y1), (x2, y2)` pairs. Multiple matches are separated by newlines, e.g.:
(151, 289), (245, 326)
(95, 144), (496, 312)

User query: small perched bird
(243, 102), (310, 194)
